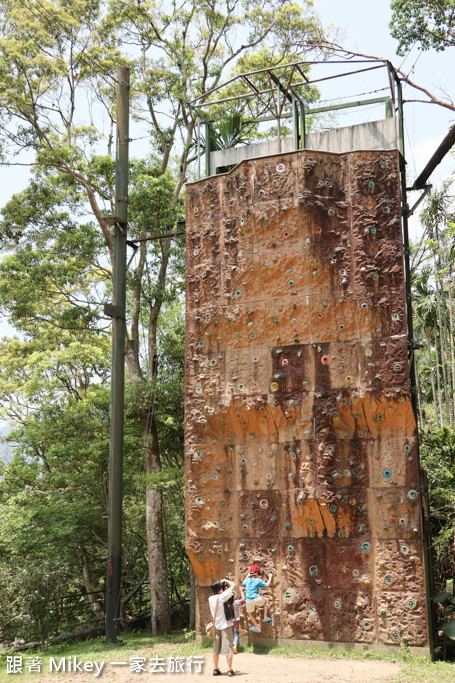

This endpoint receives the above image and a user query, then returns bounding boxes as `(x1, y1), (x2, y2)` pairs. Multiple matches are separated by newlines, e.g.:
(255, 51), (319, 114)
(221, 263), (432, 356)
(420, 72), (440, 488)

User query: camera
(220, 581), (228, 590)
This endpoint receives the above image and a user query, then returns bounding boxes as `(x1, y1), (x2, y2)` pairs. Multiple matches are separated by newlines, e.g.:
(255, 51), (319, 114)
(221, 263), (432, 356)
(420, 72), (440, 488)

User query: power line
(404, 49), (423, 80)
(397, 41), (418, 72)
(314, 86), (389, 106)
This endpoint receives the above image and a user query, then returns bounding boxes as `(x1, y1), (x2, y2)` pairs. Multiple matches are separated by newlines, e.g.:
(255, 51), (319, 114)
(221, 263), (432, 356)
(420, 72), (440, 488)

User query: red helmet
(249, 564), (260, 575)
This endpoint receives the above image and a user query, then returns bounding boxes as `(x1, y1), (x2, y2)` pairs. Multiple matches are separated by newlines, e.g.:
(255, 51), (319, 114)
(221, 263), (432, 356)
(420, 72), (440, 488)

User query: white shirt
(208, 587), (233, 630)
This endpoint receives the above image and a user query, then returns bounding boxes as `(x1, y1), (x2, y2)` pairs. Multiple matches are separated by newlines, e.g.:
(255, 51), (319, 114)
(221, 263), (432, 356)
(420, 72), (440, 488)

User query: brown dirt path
(36, 652), (402, 682)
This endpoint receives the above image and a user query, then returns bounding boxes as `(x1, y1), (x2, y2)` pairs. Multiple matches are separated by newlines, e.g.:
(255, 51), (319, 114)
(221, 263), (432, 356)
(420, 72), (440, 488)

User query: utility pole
(105, 66), (129, 643)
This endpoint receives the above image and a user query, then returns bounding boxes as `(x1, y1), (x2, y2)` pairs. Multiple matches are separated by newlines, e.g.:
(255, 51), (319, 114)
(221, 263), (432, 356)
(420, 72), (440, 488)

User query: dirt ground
(36, 651), (402, 682)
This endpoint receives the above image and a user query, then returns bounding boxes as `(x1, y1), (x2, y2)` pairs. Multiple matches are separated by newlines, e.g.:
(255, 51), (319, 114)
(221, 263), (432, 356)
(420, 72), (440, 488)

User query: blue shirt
(243, 577), (267, 601)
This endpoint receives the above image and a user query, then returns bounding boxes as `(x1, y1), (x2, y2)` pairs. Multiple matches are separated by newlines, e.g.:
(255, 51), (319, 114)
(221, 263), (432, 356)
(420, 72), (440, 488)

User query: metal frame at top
(190, 57), (405, 179)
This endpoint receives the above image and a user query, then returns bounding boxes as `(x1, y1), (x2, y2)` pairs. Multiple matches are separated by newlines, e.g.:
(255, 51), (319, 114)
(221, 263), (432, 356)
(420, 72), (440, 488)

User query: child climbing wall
(185, 149), (429, 650)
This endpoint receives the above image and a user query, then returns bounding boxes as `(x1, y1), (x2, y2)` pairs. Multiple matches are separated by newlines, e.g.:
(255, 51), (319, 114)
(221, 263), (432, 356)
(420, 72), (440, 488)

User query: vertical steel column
(385, 98), (393, 118)
(396, 77), (405, 157)
(399, 157), (418, 417)
(105, 66), (129, 644)
(276, 82), (281, 153)
(292, 95), (299, 150)
(396, 68), (435, 654)
(197, 117), (201, 180)
(395, 74), (416, 417)
(300, 102), (306, 149)
(403, 166), (435, 657)
(205, 121), (211, 177)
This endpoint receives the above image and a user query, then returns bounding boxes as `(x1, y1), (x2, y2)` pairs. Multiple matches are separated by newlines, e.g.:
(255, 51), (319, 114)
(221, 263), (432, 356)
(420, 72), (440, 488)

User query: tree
(420, 427), (455, 586)
(0, 156), (184, 635)
(0, 171), (188, 639)
(412, 268), (443, 428)
(390, 0), (455, 54)
(0, 291), (112, 640)
(0, 0), (325, 634)
(0, 374), (156, 643)
(305, 41), (455, 115)
(410, 184), (455, 430)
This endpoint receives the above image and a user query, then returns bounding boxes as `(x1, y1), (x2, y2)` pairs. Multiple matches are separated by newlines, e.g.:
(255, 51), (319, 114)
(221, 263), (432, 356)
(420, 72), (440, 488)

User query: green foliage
(209, 111), (258, 152)
(0, 172), (107, 337)
(0, 389), (111, 642)
(0, 0), (125, 164)
(2, 632), (455, 683)
(411, 183), (455, 429)
(129, 159), (181, 237)
(201, 50), (320, 141)
(390, 0), (455, 54)
(155, 305), (188, 609)
(0, 0), (329, 639)
(420, 427), (455, 585)
(0, 157), (185, 641)
(108, 0), (322, 104)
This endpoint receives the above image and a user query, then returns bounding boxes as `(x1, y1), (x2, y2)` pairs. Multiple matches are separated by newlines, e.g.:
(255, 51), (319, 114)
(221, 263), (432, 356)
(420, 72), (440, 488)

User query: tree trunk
(12, 626), (105, 652)
(433, 324), (444, 427)
(434, 268), (450, 425)
(125, 235), (172, 634)
(448, 270), (455, 425)
(415, 356), (423, 432)
(434, 222), (453, 425)
(143, 414), (171, 635)
(78, 543), (105, 621)
(426, 333), (440, 429)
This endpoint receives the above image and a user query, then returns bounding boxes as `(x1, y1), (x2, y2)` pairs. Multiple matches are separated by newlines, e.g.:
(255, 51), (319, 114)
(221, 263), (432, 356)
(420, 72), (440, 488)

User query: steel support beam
(105, 66), (129, 644)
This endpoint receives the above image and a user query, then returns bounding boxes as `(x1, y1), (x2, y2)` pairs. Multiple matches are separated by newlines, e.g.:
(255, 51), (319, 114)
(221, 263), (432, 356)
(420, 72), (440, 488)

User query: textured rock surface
(185, 149), (429, 648)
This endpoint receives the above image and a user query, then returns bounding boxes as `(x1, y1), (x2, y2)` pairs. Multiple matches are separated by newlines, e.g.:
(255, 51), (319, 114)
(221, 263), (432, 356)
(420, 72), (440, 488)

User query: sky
(1, 2), (453, 207)
(316, 0), (455, 187)
(0, 2), (453, 280)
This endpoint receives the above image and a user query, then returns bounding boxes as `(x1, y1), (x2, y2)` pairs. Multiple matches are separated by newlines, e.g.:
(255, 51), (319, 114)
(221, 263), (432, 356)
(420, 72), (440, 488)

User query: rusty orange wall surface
(185, 149), (429, 648)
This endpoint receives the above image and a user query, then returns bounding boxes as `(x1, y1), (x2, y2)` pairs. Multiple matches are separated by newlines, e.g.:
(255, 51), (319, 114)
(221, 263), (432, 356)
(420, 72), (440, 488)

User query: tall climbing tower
(184, 60), (431, 654)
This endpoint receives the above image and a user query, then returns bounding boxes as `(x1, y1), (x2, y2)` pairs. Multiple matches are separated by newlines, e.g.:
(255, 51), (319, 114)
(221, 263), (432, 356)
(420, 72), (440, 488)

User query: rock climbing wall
(185, 149), (429, 649)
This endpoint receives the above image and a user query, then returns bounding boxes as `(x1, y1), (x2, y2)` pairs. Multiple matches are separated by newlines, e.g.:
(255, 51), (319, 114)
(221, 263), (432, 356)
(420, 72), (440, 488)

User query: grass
(241, 641), (455, 681)
(0, 632), (455, 682)
(0, 631), (209, 682)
